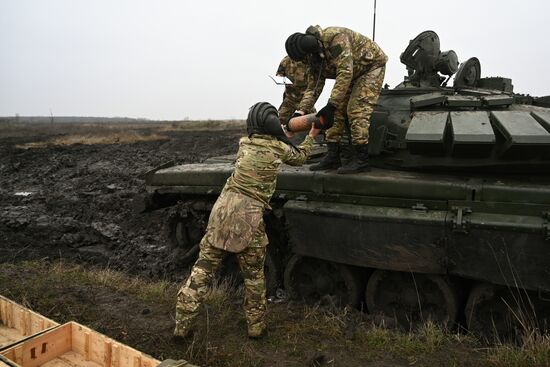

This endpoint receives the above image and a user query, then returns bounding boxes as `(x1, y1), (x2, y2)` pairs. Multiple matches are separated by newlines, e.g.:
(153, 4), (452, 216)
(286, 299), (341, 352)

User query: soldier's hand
(308, 124), (321, 139)
(316, 102), (336, 129)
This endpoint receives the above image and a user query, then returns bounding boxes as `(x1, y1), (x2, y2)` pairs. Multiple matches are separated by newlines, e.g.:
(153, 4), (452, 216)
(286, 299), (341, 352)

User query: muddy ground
(1, 121), (547, 367)
(0, 122), (243, 279)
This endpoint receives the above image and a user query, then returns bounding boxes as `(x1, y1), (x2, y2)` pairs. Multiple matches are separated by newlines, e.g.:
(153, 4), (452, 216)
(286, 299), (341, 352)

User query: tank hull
(145, 163), (550, 294)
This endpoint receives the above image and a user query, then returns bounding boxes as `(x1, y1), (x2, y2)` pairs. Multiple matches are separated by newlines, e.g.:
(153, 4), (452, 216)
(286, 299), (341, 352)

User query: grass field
(2, 260), (549, 367)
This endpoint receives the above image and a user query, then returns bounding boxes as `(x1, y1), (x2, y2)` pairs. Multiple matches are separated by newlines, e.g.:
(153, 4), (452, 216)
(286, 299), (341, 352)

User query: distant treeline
(0, 116), (154, 124)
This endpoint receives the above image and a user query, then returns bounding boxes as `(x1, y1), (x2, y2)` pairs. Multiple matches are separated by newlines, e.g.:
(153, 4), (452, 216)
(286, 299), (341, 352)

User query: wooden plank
(111, 344), (119, 367)
(13, 347), (22, 366)
(1, 323), (72, 367)
(42, 356), (74, 367)
(84, 332), (91, 361)
(0, 334), (14, 346)
(0, 296), (59, 350)
(1, 321), (159, 367)
(103, 341), (112, 367)
(118, 345), (137, 367)
(0, 326), (23, 348)
(0, 300), (5, 325)
(8, 304), (14, 329)
(56, 351), (101, 367)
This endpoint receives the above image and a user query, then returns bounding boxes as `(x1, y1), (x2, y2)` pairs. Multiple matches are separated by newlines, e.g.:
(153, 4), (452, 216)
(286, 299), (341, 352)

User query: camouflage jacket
(276, 56), (308, 98)
(299, 26), (388, 112)
(223, 134), (314, 209)
(277, 56), (324, 104)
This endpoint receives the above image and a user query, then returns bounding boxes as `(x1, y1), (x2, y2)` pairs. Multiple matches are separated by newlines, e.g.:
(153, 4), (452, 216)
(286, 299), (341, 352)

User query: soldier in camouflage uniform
(174, 102), (319, 339)
(285, 25), (388, 174)
(276, 56), (322, 126)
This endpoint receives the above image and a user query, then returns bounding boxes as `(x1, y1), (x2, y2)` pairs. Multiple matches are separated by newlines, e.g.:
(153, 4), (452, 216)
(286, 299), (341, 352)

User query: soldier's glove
(315, 102), (336, 130)
(285, 111), (303, 132)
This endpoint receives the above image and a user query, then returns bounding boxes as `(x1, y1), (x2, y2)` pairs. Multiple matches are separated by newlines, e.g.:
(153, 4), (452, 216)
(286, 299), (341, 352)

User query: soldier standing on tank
(276, 55), (322, 126)
(174, 102), (320, 340)
(285, 25), (387, 174)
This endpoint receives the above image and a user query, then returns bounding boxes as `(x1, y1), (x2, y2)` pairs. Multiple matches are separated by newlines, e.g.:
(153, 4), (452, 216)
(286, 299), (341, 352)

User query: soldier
(276, 56), (322, 126)
(174, 102), (320, 339)
(285, 25), (388, 174)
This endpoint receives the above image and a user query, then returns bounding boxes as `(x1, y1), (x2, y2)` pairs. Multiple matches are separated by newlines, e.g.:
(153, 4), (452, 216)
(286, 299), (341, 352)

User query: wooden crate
(0, 296), (59, 350)
(1, 322), (160, 367)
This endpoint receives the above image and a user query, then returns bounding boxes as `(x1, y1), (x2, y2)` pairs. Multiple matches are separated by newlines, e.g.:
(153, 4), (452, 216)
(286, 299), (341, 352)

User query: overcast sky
(1, 0), (549, 120)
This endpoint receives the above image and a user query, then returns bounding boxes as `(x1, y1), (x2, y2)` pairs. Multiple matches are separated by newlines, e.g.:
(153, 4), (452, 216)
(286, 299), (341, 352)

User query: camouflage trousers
(175, 191), (268, 337)
(325, 66), (386, 145)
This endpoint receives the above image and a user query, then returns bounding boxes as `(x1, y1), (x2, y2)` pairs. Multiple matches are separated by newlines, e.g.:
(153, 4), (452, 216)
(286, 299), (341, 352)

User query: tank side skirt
(284, 200), (448, 274)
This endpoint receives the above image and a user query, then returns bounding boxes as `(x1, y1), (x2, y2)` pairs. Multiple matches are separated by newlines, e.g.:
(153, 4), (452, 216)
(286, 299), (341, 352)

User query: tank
(141, 31), (550, 336)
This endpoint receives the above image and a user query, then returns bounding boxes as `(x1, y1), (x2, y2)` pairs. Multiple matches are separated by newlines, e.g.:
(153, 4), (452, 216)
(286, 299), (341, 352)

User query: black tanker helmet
(285, 32), (320, 61)
(246, 102), (294, 147)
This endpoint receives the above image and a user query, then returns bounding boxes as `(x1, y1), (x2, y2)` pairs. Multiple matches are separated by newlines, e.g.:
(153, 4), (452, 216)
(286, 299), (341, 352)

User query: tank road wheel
(465, 283), (530, 341)
(166, 206), (207, 264)
(365, 270), (459, 329)
(283, 255), (361, 308)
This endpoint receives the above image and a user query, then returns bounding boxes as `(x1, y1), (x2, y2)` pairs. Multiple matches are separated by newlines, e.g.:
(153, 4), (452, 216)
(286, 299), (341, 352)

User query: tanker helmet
(285, 32), (320, 61)
(246, 102), (285, 138)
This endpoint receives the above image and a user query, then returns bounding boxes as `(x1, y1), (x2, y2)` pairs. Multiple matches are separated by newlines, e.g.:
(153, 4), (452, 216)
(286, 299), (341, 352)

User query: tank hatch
(491, 111), (550, 157)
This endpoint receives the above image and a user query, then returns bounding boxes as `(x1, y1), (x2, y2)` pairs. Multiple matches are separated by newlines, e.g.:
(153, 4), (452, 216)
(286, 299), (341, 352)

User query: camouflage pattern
(204, 190), (267, 252)
(299, 26), (387, 112)
(325, 66), (386, 144)
(175, 134), (314, 337)
(297, 26), (387, 145)
(175, 234), (267, 337)
(224, 134), (314, 209)
(276, 56), (322, 125)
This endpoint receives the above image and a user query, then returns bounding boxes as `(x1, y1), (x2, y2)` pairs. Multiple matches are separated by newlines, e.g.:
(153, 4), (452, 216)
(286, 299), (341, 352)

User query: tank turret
(369, 31), (550, 172)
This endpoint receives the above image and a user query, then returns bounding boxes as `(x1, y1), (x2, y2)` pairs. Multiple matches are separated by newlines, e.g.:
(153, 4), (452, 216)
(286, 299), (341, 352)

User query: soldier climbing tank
(140, 31), (550, 337)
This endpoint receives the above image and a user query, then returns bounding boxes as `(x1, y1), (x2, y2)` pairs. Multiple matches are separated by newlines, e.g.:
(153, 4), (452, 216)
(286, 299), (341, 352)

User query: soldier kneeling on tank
(174, 102), (320, 339)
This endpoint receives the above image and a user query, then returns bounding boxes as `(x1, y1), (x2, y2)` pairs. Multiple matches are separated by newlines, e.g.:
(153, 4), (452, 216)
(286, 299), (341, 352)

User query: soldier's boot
(309, 143), (341, 171)
(339, 143), (354, 167)
(247, 322), (267, 340)
(337, 144), (371, 174)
